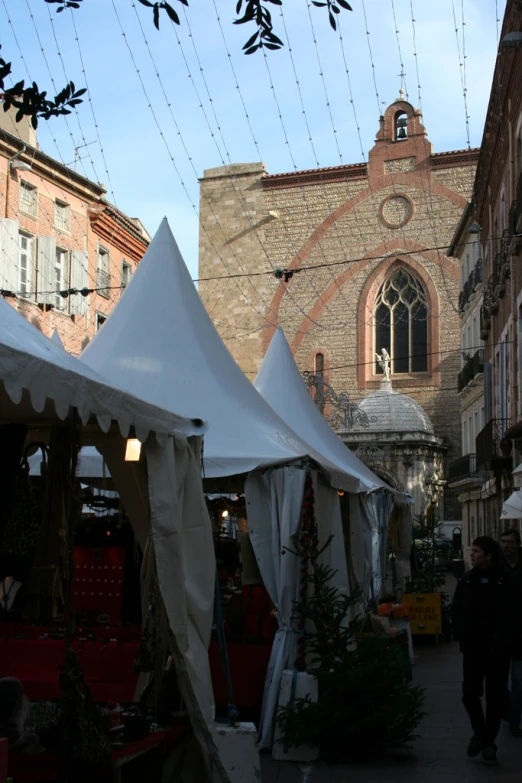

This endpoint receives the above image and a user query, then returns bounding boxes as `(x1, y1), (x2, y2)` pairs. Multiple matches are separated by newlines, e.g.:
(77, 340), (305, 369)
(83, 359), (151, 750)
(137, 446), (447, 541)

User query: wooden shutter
(37, 235), (56, 305)
(70, 249), (89, 316)
(0, 218), (20, 293)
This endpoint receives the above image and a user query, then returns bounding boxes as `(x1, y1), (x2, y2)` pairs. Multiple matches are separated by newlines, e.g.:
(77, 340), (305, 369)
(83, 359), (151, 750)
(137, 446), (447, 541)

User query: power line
(239, 340), (498, 376)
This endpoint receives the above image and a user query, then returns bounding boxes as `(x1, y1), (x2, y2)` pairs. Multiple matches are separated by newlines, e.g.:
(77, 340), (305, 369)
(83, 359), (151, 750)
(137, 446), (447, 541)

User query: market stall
(79, 219), (404, 751)
(0, 296), (225, 782)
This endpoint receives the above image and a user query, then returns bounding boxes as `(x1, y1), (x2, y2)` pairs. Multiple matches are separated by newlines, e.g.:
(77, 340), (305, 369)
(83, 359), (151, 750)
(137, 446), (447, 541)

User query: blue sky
(1, 0), (505, 277)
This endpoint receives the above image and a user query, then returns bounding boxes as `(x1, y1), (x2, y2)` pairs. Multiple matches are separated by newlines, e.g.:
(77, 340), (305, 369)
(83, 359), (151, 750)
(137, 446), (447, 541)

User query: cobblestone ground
(261, 576), (522, 783)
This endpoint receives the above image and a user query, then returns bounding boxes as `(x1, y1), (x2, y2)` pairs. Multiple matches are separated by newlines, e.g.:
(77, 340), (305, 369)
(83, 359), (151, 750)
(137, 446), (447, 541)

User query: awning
(500, 491), (522, 519)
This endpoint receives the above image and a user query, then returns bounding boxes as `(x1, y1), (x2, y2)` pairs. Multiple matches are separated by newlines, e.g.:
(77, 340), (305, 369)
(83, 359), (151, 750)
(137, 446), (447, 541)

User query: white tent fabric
(0, 296), (203, 443)
(80, 219), (387, 493)
(245, 466), (306, 750)
(254, 328), (396, 495)
(28, 445), (110, 479)
(500, 491), (522, 519)
(0, 300), (220, 775)
(51, 329), (65, 349)
(359, 491), (395, 599)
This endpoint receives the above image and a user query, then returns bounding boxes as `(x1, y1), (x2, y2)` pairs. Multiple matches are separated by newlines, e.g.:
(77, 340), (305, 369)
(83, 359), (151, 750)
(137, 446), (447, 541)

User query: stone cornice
(262, 163), (368, 189)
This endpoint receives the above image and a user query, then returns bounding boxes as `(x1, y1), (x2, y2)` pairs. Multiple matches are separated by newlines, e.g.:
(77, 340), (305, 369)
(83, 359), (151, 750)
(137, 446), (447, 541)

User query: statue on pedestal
(375, 348), (391, 381)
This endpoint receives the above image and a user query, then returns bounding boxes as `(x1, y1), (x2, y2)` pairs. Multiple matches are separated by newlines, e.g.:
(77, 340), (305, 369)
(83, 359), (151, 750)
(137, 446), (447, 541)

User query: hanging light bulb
(125, 439), (141, 462)
(221, 510), (229, 518)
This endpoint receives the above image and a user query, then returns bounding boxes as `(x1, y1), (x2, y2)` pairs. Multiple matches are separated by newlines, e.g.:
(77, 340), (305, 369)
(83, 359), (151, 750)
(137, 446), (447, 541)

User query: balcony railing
(458, 349), (484, 393)
(448, 453), (476, 482)
(475, 418), (512, 471)
(459, 258), (484, 311)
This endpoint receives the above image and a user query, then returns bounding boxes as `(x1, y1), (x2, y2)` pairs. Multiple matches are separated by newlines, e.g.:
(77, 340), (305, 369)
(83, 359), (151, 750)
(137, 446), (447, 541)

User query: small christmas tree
(277, 535), (425, 761)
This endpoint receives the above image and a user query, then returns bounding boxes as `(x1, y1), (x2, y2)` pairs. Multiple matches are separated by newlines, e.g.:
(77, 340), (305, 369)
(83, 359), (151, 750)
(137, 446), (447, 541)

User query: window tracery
(374, 267), (428, 374)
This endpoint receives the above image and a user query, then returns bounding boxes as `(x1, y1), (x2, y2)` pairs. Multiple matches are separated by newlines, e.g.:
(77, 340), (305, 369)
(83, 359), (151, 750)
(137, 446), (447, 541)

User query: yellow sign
(402, 592), (441, 639)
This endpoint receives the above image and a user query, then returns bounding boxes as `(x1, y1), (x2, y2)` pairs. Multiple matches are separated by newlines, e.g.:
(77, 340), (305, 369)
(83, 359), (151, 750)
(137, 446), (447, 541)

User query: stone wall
(198, 100), (478, 519)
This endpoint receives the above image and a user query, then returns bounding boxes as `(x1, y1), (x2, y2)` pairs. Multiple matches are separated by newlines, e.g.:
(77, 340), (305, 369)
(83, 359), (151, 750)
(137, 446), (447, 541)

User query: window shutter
(37, 235), (56, 304)
(0, 218), (20, 293)
(70, 249), (89, 316)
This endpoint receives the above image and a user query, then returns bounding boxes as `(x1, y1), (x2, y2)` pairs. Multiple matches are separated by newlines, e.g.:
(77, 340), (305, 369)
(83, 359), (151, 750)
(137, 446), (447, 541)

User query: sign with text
(403, 592), (441, 628)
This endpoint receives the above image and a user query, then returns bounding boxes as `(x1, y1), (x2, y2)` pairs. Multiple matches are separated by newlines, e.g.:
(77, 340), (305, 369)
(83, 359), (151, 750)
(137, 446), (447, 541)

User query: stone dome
(354, 380), (434, 435)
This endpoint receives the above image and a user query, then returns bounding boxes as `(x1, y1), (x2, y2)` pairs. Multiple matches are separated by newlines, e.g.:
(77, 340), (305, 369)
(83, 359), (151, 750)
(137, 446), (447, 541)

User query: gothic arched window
(374, 267), (428, 374)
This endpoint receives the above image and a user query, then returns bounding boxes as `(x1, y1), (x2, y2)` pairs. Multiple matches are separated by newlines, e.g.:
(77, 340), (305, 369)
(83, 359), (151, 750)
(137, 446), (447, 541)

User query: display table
(0, 637), (140, 702)
(6, 724), (188, 783)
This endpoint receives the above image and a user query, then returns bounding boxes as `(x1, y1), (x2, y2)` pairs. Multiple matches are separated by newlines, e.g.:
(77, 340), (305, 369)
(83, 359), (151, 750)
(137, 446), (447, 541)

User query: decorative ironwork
(355, 442), (384, 465)
(457, 349), (484, 393)
(475, 417), (512, 471)
(448, 453), (476, 482)
(302, 372), (376, 430)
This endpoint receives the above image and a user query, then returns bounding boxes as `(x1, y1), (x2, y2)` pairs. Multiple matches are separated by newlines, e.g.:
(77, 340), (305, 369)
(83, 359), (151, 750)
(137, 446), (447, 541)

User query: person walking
(451, 536), (513, 765)
(501, 528), (522, 573)
(501, 529), (522, 737)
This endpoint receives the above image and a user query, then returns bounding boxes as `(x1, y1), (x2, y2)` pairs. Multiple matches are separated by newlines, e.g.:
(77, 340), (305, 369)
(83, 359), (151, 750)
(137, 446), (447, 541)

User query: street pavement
(261, 635), (522, 782)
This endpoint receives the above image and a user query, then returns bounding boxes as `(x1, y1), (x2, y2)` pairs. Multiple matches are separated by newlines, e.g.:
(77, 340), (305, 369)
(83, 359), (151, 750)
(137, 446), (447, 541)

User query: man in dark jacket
(500, 529), (522, 736)
(451, 536), (512, 765)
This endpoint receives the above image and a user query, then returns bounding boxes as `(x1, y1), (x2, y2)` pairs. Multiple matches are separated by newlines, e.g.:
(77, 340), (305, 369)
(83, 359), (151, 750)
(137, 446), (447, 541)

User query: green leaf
(153, 4), (160, 28)
(329, 11), (337, 29)
(163, 3), (180, 24)
(244, 44), (260, 55)
(138, 0), (154, 6)
(337, 0), (352, 9)
(242, 30), (259, 49)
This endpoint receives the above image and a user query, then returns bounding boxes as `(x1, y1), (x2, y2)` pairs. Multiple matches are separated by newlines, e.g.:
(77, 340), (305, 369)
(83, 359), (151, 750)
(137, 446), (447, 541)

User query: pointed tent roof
(80, 219), (379, 492)
(254, 328), (392, 494)
(51, 329), (65, 349)
(0, 296), (201, 442)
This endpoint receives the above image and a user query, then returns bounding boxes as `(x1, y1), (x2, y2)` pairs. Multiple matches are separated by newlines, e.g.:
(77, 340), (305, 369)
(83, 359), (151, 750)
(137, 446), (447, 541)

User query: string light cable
(113, 0), (296, 337)
(44, 0), (103, 185)
(0, 4), (127, 302)
(2, 234), (516, 301)
(171, 8), (335, 334)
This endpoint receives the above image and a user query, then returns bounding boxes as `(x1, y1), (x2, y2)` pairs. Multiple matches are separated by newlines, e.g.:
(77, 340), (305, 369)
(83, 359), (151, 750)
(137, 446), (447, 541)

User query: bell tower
(368, 92), (432, 177)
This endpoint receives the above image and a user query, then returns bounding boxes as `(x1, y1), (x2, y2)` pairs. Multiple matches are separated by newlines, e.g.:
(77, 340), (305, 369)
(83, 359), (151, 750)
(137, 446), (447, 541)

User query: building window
(19, 181), (37, 217)
(54, 247), (68, 308)
(394, 111), (408, 141)
(374, 267), (428, 374)
(96, 312), (107, 331)
(121, 260), (131, 290)
(97, 245), (110, 298)
(19, 232), (34, 297)
(55, 200), (71, 232)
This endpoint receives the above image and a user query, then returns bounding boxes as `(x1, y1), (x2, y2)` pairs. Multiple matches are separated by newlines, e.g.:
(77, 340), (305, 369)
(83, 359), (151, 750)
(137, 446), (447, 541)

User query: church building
(198, 95), (478, 520)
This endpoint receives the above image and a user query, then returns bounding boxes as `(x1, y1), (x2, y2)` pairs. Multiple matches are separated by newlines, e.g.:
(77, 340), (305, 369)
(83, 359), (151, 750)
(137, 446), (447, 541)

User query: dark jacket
(509, 568), (522, 659)
(451, 566), (513, 655)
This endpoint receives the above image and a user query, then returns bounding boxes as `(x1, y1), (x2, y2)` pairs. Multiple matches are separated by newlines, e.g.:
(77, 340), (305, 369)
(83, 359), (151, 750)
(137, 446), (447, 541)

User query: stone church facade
(199, 96), (478, 520)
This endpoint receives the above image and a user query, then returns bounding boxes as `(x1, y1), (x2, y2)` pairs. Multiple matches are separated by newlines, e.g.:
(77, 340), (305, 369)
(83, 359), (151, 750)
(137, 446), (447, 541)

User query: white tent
(254, 327), (397, 496)
(0, 297), (223, 780)
(80, 219), (396, 752)
(80, 218), (387, 494)
(500, 491), (522, 519)
(28, 445), (110, 480)
(250, 328), (407, 746)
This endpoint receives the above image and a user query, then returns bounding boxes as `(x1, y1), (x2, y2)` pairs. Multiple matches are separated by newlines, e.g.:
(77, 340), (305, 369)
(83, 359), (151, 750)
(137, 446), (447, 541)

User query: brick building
(0, 113), (149, 355)
(447, 0), (522, 545)
(199, 95), (478, 519)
